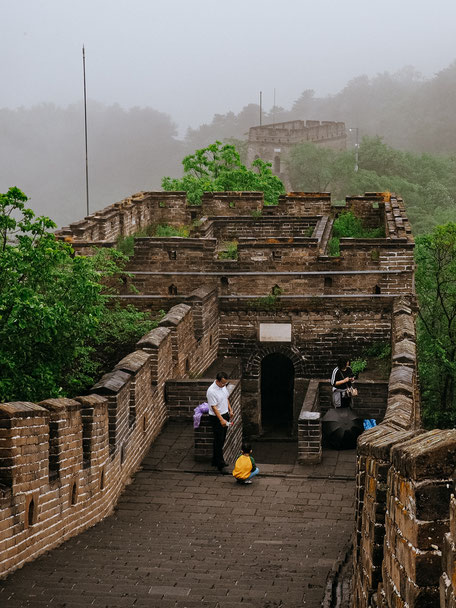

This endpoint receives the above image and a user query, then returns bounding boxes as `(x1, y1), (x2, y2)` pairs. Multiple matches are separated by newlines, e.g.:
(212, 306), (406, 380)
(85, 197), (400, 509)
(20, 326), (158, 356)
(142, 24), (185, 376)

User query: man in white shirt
(206, 371), (234, 472)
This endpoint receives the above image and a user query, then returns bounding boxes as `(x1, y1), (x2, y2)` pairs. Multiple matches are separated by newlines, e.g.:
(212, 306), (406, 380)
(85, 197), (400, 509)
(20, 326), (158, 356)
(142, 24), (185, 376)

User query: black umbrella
(322, 408), (364, 450)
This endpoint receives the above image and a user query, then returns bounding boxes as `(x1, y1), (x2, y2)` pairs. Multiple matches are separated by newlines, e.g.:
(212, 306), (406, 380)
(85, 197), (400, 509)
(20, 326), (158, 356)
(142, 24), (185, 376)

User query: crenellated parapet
(5, 184), (449, 607)
(55, 191), (190, 246)
(351, 291), (456, 608)
(0, 289), (225, 578)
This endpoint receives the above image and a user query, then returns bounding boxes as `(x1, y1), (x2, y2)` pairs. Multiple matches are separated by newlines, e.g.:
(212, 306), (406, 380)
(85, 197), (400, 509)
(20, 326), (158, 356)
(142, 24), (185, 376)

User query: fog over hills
(1, 0), (456, 226)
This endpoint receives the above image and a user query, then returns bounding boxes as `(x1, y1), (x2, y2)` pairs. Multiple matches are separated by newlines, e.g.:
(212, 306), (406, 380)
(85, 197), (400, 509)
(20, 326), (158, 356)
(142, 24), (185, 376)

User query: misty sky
(2, 0), (456, 135)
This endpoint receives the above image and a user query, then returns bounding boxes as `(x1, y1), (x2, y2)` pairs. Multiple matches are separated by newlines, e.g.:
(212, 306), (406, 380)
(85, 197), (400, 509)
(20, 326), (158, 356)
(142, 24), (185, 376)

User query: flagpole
(273, 88), (276, 124)
(82, 45), (90, 216)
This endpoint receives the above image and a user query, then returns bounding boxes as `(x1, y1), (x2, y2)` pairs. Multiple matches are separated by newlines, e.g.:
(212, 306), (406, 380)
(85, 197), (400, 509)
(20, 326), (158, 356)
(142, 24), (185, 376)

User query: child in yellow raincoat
(232, 442), (260, 484)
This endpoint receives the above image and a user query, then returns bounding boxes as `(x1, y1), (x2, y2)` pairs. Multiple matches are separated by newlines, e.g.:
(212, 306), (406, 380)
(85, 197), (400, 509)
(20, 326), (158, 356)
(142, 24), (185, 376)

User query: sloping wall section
(0, 290), (220, 578)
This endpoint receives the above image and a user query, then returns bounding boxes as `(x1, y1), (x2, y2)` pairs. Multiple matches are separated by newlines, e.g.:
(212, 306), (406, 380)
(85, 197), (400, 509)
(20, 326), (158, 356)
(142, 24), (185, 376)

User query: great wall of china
(1, 189), (456, 607)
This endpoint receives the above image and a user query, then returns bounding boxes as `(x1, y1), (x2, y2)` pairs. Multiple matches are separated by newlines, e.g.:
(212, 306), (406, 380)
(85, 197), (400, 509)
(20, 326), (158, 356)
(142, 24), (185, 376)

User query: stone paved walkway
(0, 422), (356, 608)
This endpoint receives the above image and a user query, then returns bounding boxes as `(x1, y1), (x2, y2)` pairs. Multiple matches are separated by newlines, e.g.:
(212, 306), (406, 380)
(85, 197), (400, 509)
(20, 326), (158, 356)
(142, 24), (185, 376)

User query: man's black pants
(210, 413), (230, 469)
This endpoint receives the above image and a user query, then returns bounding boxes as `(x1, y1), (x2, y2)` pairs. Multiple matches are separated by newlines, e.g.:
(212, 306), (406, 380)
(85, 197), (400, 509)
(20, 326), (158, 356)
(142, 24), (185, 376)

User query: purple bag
(193, 402), (209, 429)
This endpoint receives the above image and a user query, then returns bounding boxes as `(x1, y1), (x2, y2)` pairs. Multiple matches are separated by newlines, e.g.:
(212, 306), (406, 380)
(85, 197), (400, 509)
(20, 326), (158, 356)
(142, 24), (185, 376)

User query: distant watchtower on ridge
(246, 119), (347, 187)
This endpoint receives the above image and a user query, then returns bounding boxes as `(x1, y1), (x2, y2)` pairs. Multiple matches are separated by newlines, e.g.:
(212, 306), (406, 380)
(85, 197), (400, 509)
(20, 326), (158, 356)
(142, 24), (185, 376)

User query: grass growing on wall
(328, 237), (340, 257)
(328, 211), (385, 256)
(154, 224), (190, 237)
(218, 240), (238, 260)
(116, 224), (191, 256)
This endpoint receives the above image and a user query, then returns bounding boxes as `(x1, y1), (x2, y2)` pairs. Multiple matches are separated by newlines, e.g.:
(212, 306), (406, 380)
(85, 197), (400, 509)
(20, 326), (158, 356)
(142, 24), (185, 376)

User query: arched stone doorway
(261, 353), (294, 436)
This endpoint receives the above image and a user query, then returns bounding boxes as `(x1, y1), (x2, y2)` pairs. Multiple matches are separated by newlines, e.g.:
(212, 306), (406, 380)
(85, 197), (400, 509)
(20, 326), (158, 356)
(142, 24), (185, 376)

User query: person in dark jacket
(331, 357), (355, 408)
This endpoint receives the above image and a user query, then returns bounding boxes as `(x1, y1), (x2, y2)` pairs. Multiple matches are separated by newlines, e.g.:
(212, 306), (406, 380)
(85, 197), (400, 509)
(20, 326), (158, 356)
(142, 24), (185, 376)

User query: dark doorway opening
(261, 353), (294, 437)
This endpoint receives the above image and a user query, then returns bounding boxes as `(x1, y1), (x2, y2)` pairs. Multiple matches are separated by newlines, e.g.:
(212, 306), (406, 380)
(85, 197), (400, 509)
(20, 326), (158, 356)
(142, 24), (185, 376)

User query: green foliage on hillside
(415, 224), (456, 428)
(287, 137), (456, 234)
(0, 188), (159, 402)
(162, 141), (285, 205)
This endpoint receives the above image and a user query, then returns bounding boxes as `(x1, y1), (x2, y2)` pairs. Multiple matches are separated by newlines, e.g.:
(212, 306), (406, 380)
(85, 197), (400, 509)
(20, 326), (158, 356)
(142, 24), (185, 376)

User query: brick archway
(244, 345), (306, 378)
(242, 346), (307, 437)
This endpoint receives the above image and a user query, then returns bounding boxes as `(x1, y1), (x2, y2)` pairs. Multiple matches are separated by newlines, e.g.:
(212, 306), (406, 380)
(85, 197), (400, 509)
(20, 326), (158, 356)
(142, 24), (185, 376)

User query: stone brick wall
(113, 195), (413, 303)
(347, 295), (456, 608)
(56, 191), (191, 244)
(345, 195), (386, 230)
(193, 380), (242, 464)
(218, 297), (393, 378)
(381, 431), (456, 607)
(353, 426), (419, 607)
(440, 495), (456, 607)
(163, 378), (243, 465)
(297, 379), (388, 465)
(7, 186), (440, 606)
(165, 379), (215, 420)
(0, 290), (219, 579)
(201, 192), (263, 216)
(246, 120), (346, 183)
(120, 269), (411, 302)
(298, 379), (322, 463)
(128, 237), (218, 272)
(203, 216), (320, 241)
(274, 192), (333, 216)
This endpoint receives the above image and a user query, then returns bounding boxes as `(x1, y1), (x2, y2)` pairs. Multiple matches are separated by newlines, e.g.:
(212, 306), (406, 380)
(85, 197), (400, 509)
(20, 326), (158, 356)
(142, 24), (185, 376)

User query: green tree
(415, 223), (456, 428)
(0, 187), (156, 402)
(286, 136), (456, 234)
(287, 142), (346, 192)
(162, 141), (285, 205)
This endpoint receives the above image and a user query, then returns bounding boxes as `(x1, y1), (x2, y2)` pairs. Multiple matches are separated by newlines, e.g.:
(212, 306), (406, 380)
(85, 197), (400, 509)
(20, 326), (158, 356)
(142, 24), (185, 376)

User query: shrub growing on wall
(329, 211), (385, 256)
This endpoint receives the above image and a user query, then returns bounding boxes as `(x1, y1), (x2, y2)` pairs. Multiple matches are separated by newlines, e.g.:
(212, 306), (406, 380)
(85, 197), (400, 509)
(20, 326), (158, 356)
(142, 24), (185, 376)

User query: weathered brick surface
(353, 427), (419, 607)
(121, 269), (411, 299)
(56, 191), (190, 244)
(0, 422), (356, 608)
(379, 431), (456, 606)
(7, 188), (445, 608)
(247, 120), (346, 179)
(219, 298), (392, 378)
(0, 302), (219, 578)
(351, 295), (423, 608)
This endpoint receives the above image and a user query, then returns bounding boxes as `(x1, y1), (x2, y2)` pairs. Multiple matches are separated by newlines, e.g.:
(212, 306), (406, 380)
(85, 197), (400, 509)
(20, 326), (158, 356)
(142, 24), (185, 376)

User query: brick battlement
(248, 120), (346, 145)
(5, 187), (450, 608)
(56, 190), (412, 247)
(246, 120), (347, 186)
(0, 290), (221, 578)
(350, 293), (456, 607)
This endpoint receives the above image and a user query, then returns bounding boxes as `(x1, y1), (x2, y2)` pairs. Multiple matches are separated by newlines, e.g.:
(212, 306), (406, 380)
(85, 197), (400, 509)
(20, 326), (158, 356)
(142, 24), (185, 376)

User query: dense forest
(1, 60), (456, 227)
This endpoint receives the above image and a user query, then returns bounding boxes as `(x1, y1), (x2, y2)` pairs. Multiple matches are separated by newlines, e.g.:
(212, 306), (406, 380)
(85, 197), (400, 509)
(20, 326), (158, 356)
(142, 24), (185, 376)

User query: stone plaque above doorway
(259, 323), (292, 342)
